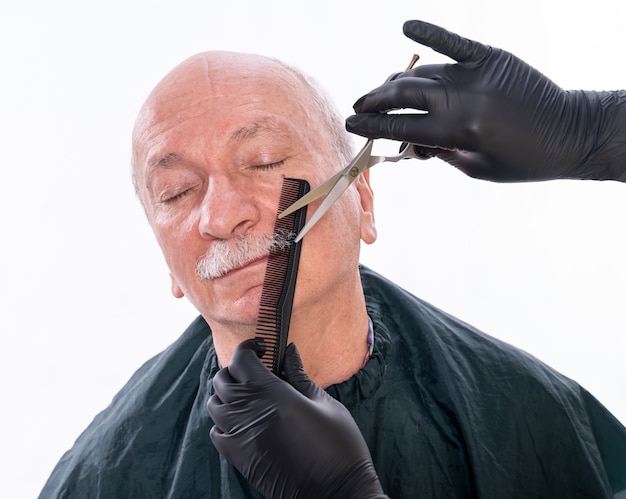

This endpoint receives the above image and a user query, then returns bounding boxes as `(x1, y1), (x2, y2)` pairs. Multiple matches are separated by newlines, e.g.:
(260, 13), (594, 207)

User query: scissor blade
(278, 170), (343, 219)
(293, 173), (353, 243)
(279, 140), (373, 219)
(293, 140), (374, 242)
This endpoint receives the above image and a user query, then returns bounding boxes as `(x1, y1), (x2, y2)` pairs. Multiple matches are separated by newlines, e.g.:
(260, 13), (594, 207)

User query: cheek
(150, 210), (200, 272)
(331, 190), (363, 262)
(331, 187), (362, 233)
(302, 188), (361, 260)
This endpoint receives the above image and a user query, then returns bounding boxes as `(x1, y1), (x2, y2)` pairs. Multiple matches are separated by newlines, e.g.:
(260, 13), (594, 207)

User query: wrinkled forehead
(131, 51), (315, 170)
(134, 53), (305, 137)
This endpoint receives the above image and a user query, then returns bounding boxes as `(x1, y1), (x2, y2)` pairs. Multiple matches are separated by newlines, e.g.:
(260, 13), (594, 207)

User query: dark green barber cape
(40, 266), (626, 498)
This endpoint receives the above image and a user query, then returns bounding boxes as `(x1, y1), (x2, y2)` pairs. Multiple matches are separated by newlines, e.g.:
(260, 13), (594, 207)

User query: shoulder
(39, 316), (216, 497)
(361, 265), (584, 407)
(361, 266), (626, 493)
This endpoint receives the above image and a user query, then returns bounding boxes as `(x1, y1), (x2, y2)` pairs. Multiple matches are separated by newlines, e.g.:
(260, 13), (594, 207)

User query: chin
(199, 287), (265, 331)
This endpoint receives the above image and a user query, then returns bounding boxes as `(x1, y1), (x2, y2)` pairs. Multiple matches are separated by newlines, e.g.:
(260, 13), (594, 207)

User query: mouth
(218, 255), (269, 279)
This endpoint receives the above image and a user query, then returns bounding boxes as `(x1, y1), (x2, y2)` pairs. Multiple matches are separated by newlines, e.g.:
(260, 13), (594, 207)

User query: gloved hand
(346, 20), (626, 182)
(207, 339), (388, 499)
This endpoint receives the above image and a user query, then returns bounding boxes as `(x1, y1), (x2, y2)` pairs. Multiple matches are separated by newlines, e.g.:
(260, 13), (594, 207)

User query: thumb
(226, 338), (270, 383)
(281, 343), (327, 401)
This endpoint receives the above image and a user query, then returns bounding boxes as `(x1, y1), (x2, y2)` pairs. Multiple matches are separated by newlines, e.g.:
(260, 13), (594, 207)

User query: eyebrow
(147, 152), (182, 170)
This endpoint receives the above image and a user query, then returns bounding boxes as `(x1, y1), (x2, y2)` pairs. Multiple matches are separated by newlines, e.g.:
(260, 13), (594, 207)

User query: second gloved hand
(346, 20), (626, 182)
(207, 339), (388, 499)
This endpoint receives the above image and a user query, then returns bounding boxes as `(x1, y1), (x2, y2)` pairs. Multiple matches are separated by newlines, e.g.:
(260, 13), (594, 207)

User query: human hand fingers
(403, 19), (490, 63)
(281, 343), (327, 401)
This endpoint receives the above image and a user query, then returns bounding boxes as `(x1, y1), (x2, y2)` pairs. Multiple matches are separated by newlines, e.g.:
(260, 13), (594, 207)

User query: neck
(210, 267), (370, 388)
(287, 279), (370, 388)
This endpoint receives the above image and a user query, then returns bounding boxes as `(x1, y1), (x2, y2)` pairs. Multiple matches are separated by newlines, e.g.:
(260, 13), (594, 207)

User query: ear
(355, 170), (377, 244)
(170, 273), (185, 298)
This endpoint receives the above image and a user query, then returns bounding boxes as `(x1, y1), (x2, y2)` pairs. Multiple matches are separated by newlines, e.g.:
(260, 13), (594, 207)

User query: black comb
(254, 178), (310, 374)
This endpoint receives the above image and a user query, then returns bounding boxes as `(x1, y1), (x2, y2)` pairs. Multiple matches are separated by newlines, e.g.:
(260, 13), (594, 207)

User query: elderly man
(39, 48), (626, 498)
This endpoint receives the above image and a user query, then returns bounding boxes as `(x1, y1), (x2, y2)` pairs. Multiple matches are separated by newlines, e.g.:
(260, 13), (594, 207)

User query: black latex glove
(207, 339), (388, 499)
(346, 19), (626, 182)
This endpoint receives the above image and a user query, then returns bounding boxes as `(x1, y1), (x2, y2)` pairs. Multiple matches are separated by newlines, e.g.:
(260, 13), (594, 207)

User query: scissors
(279, 139), (428, 242)
(279, 54), (426, 243)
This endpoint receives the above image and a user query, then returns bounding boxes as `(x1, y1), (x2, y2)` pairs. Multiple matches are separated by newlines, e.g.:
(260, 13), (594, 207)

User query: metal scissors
(279, 139), (427, 242)
(279, 54), (425, 243)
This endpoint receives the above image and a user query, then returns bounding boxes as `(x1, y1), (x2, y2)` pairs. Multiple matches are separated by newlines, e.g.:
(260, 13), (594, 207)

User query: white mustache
(196, 229), (296, 280)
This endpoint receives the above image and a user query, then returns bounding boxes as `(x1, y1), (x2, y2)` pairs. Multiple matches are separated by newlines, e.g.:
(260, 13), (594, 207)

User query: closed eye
(254, 160), (285, 171)
(161, 188), (192, 204)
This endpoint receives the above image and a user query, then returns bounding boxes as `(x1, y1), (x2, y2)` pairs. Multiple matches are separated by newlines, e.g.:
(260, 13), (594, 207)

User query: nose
(198, 174), (260, 239)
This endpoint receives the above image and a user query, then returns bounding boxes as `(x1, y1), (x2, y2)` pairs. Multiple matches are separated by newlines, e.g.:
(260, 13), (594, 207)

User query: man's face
(133, 52), (375, 333)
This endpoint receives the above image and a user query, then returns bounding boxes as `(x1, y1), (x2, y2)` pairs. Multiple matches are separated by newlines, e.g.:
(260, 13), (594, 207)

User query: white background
(1, 1), (625, 497)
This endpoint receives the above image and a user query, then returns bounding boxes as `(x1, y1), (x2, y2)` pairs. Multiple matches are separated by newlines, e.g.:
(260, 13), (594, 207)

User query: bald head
(131, 51), (353, 201)
(125, 49), (376, 350)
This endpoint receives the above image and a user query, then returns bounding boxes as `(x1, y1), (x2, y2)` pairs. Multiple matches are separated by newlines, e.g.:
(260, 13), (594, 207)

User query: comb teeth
(255, 178), (309, 374)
